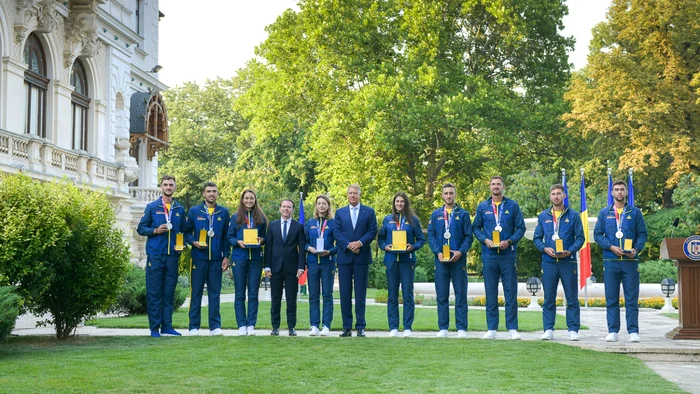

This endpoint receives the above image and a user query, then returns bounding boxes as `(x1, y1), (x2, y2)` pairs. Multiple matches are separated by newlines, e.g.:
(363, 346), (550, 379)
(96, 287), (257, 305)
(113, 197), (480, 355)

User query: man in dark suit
(264, 199), (306, 336)
(332, 184), (378, 337)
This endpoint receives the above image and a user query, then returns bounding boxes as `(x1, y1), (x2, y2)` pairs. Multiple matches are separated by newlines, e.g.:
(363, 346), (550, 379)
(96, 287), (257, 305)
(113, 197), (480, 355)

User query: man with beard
(472, 176), (526, 340)
(185, 182), (230, 336)
(594, 180), (647, 343)
(137, 175), (186, 337)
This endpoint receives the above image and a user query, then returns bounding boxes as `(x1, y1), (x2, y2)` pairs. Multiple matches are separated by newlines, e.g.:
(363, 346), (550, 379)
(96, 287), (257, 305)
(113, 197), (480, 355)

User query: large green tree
(234, 0), (575, 217)
(564, 0), (700, 207)
(0, 175), (130, 339)
(160, 79), (246, 209)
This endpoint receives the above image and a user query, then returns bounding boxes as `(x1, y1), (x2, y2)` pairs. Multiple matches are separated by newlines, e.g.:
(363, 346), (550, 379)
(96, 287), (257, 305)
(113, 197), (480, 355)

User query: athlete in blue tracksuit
(136, 175), (186, 337)
(427, 184), (473, 337)
(472, 176), (526, 339)
(184, 182), (230, 335)
(304, 195), (337, 335)
(594, 180), (647, 342)
(533, 184), (585, 339)
(378, 192), (426, 336)
(226, 189), (268, 335)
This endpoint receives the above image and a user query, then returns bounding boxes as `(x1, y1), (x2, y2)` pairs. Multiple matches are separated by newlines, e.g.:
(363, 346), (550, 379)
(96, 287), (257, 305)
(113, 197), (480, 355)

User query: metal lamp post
(526, 277), (542, 311)
(660, 278), (676, 313)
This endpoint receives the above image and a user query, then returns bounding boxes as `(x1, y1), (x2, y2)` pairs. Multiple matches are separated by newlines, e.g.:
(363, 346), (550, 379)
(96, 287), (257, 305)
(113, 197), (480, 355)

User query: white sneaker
(189, 329), (199, 336)
(436, 329), (448, 338)
(541, 330), (554, 340)
(247, 326), (256, 336)
(457, 330), (467, 338)
(238, 326), (248, 336)
(629, 333), (641, 343)
(210, 328), (223, 336)
(568, 331), (580, 341)
(509, 330), (522, 340)
(320, 326), (330, 336)
(389, 329), (399, 337)
(309, 326), (320, 336)
(403, 329), (412, 338)
(482, 330), (497, 340)
(605, 332), (618, 342)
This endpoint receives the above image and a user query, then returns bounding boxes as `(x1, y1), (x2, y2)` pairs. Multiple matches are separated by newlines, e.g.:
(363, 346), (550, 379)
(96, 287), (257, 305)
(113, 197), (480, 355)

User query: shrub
(368, 259), (388, 290)
(374, 289), (425, 305)
(0, 286), (21, 341)
(109, 266), (187, 316)
(639, 260), (677, 283)
(0, 175), (131, 339)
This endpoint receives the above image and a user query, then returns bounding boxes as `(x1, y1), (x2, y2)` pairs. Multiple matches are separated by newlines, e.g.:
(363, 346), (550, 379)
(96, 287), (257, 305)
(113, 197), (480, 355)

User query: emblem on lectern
(683, 235), (700, 261)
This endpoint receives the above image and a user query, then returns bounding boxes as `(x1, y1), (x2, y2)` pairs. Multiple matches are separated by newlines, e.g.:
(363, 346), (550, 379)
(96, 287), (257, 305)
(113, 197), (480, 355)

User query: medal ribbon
(443, 208), (453, 232)
(397, 214), (404, 231)
(245, 211), (254, 229)
(318, 218), (327, 237)
(614, 207), (625, 234)
(552, 209), (560, 236)
(206, 205), (214, 231)
(162, 197), (172, 225)
(491, 200), (501, 229)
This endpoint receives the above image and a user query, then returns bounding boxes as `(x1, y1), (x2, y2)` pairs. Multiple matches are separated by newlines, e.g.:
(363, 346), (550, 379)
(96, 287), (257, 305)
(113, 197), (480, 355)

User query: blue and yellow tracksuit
(472, 197), (526, 330)
(427, 206), (473, 331)
(184, 203), (230, 331)
(378, 214), (426, 331)
(594, 204), (647, 334)
(304, 217), (337, 329)
(533, 207), (585, 332)
(226, 214), (268, 328)
(136, 198), (186, 332)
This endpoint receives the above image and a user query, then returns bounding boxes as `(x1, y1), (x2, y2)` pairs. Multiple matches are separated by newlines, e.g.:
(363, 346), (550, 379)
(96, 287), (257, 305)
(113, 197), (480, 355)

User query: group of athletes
(137, 175), (646, 342)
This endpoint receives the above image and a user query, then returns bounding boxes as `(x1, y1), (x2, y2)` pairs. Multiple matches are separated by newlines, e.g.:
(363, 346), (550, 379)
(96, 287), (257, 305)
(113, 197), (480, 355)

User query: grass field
(87, 301), (585, 332)
(0, 336), (680, 393)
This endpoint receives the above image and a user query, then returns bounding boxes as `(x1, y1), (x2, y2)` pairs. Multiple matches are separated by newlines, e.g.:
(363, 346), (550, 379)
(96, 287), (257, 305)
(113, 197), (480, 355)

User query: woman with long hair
(304, 195), (337, 336)
(377, 192), (425, 337)
(226, 189), (268, 336)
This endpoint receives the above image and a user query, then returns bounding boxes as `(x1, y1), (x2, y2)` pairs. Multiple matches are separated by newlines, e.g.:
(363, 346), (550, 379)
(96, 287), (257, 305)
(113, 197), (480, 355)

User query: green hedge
(108, 266), (187, 316)
(0, 286), (20, 341)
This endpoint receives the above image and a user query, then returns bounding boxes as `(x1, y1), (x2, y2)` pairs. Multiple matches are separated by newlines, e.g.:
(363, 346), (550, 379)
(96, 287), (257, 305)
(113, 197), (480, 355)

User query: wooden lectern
(661, 237), (700, 340)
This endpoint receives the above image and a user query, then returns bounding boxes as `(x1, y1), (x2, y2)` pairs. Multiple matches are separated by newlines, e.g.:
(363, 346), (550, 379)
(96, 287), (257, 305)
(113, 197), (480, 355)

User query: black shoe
(289, 328), (297, 337)
(270, 328), (279, 336)
(357, 329), (366, 337)
(339, 329), (352, 337)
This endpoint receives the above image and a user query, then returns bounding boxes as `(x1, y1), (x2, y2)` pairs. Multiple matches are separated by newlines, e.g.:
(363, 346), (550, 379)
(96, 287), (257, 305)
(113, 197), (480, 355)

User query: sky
(158, 0), (612, 88)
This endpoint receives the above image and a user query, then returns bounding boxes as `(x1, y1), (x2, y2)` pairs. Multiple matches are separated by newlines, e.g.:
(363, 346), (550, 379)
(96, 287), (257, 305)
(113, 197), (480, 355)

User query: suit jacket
(264, 219), (306, 274)
(333, 204), (378, 265)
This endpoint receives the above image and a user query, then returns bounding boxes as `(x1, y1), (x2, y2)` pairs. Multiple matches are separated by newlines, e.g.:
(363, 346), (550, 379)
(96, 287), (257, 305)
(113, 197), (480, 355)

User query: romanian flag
(579, 171), (592, 289)
(299, 192), (305, 223)
(562, 169), (570, 208)
(607, 169), (613, 206)
(628, 169), (635, 207)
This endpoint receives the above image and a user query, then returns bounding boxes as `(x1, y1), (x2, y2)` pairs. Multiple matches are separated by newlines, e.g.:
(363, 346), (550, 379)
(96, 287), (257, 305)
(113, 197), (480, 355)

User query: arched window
(23, 33), (48, 138)
(70, 59), (90, 151)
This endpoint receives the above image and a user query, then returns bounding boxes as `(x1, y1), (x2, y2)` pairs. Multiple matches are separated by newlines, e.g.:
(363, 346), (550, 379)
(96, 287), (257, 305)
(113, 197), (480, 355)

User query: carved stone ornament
(35, 0), (60, 33)
(63, 5), (101, 68)
(114, 137), (140, 183)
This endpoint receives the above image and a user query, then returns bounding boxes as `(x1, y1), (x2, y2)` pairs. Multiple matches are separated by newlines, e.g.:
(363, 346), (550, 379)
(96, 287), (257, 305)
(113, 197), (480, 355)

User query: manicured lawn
(661, 313), (679, 320)
(0, 336), (680, 393)
(87, 302), (585, 332)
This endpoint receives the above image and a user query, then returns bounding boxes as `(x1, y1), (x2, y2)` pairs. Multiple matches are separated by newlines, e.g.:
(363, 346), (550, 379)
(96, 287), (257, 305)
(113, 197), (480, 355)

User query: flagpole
(581, 167), (588, 309)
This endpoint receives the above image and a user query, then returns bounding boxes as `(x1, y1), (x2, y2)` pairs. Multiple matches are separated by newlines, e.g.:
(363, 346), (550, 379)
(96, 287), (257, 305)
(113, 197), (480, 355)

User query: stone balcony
(0, 128), (130, 195)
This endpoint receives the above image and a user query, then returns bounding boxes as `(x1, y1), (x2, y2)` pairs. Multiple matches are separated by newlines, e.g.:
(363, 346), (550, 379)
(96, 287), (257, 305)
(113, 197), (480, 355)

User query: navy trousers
(146, 254), (180, 331)
(483, 253), (518, 330)
(188, 258), (223, 330)
(338, 262), (369, 330)
(386, 261), (416, 330)
(308, 262), (335, 329)
(541, 261), (580, 331)
(604, 260), (640, 334)
(434, 261), (468, 330)
(232, 259), (262, 328)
